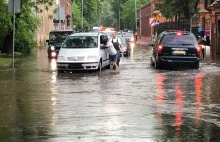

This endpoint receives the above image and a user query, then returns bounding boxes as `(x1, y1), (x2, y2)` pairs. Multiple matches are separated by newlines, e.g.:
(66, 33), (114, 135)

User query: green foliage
(0, 1), (12, 51)
(0, 0), (56, 53)
(15, 5), (40, 53)
(157, 0), (200, 19)
(120, 0), (149, 30)
(72, 0), (102, 30)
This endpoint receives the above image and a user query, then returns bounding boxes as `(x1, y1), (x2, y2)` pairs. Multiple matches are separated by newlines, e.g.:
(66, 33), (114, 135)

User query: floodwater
(1, 44), (220, 142)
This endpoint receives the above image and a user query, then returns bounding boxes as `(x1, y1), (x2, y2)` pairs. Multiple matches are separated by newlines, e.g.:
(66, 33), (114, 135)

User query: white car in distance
(57, 32), (110, 73)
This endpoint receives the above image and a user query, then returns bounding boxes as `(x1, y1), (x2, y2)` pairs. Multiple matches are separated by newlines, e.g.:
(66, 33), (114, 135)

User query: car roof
(162, 30), (192, 35)
(69, 32), (102, 36)
(50, 30), (73, 33)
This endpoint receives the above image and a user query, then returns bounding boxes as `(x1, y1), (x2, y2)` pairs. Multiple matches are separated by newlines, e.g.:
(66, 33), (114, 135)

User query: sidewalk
(136, 36), (151, 45)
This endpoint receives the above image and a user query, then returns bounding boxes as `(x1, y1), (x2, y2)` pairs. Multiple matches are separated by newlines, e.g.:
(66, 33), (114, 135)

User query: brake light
(197, 46), (201, 55)
(157, 45), (163, 53)
(177, 32), (182, 36)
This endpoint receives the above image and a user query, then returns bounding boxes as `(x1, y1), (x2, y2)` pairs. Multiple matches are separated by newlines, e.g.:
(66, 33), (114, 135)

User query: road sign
(155, 20), (160, 25)
(8, 0), (21, 14)
(149, 18), (155, 27)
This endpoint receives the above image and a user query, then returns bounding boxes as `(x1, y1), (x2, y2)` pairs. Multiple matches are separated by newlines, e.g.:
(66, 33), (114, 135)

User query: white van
(57, 32), (110, 73)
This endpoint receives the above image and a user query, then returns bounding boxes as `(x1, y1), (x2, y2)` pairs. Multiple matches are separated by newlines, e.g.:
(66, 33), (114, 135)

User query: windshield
(49, 31), (73, 43)
(62, 36), (98, 49)
(120, 38), (127, 45)
(161, 34), (197, 45)
(123, 33), (133, 37)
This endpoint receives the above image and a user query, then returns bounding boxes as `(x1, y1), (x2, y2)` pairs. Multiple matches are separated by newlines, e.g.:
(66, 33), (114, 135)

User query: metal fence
(155, 17), (200, 39)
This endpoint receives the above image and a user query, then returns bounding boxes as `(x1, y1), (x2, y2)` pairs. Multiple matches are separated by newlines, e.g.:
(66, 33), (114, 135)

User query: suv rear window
(161, 34), (197, 45)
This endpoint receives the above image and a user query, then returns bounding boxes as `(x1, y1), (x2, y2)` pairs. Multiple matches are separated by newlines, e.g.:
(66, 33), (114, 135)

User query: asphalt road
(0, 44), (220, 142)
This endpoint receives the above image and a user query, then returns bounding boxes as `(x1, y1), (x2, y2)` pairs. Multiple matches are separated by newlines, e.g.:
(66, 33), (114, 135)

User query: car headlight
(130, 37), (134, 42)
(57, 56), (66, 61)
(50, 45), (55, 50)
(130, 42), (135, 48)
(87, 56), (99, 61)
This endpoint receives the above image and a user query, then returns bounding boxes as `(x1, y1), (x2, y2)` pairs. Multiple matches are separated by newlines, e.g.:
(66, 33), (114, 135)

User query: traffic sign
(149, 18), (155, 26)
(8, 0), (21, 14)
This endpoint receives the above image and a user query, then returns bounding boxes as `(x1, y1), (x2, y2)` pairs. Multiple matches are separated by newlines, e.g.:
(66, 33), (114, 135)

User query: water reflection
(175, 80), (183, 131)
(50, 59), (57, 71)
(195, 73), (204, 125)
(156, 74), (165, 124)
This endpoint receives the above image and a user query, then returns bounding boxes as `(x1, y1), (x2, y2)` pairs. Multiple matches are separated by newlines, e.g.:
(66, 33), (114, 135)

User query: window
(161, 34), (197, 45)
(62, 36), (98, 48)
(49, 31), (73, 42)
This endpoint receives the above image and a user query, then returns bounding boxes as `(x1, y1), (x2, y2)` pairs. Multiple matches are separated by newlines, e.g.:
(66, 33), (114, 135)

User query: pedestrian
(101, 36), (118, 70)
(110, 32), (123, 66)
(198, 36), (206, 59)
(134, 30), (138, 42)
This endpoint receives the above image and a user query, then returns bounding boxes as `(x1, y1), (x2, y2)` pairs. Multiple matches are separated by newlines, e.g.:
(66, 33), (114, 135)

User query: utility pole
(140, 8), (141, 38)
(12, 0), (15, 69)
(118, 2), (120, 30)
(58, 0), (61, 30)
(135, 0), (137, 30)
(82, 0), (84, 31)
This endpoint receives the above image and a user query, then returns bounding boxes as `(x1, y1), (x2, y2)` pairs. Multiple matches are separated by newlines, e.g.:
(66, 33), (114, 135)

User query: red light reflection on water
(175, 81), (183, 131)
(195, 73), (204, 125)
(156, 74), (165, 124)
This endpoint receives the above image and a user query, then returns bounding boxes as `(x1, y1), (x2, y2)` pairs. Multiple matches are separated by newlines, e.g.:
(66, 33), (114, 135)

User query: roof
(50, 30), (73, 33)
(69, 32), (101, 36)
(163, 30), (191, 35)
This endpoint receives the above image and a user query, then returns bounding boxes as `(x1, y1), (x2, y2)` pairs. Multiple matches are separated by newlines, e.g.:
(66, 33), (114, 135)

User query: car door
(99, 35), (109, 67)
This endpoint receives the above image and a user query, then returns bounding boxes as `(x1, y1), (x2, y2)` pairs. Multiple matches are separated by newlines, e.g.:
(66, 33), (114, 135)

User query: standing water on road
(1, 45), (220, 142)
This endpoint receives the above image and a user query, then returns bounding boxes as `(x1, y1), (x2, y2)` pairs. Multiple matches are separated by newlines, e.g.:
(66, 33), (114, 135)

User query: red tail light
(177, 32), (182, 36)
(197, 46), (201, 55)
(157, 44), (163, 53)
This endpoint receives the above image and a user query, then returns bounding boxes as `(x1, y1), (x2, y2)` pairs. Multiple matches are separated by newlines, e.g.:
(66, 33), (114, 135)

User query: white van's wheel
(98, 60), (102, 72)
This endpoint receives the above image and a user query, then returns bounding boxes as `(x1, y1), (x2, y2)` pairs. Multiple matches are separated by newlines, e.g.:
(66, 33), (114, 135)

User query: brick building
(58, 0), (72, 30)
(136, 0), (210, 39)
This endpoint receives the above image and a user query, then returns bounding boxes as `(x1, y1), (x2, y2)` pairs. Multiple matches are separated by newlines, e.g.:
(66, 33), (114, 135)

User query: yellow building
(35, 3), (57, 47)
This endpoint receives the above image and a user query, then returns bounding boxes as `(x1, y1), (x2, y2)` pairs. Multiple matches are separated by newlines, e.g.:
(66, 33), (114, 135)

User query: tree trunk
(2, 31), (13, 55)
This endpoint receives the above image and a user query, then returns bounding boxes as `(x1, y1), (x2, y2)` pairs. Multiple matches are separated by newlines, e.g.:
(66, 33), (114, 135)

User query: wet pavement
(1, 44), (220, 142)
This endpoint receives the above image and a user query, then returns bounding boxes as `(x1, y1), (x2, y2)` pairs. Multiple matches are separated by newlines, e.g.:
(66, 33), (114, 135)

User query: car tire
(150, 57), (155, 67)
(193, 61), (200, 69)
(98, 60), (102, 72)
(58, 70), (64, 73)
(155, 60), (162, 69)
(106, 63), (111, 69)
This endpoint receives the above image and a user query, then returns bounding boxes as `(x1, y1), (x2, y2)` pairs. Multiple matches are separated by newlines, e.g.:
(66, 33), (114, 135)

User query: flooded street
(1, 44), (220, 142)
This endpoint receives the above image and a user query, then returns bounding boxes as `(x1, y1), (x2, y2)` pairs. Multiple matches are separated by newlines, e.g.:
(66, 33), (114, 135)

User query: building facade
(35, 0), (72, 47)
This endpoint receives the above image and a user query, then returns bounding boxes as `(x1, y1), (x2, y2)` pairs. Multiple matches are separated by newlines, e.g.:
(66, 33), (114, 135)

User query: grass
(0, 52), (23, 67)
(0, 58), (13, 67)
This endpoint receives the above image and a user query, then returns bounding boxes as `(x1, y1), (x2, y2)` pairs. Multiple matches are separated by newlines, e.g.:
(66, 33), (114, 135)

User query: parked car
(149, 30), (200, 69)
(122, 32), (135, 42)
(102, 31), (115, 39)
(120, 37), (131, 57)
(46, 30), (73, 59)
(57, 32), (110, 73)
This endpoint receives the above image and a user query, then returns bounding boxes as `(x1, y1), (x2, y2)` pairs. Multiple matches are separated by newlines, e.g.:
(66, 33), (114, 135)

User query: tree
(1, 0), (56, 54)
(157, 0), (200, 19)
(120, 0), (149, 30)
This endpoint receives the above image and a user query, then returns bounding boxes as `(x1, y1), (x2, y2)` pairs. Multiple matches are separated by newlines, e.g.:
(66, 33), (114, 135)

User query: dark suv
(46, 30), (73, 59)
(149, 30), (200, 69)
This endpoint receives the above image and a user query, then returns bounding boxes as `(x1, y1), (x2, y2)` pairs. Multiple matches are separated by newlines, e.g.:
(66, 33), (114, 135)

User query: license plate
(172, 50), (186, 55)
